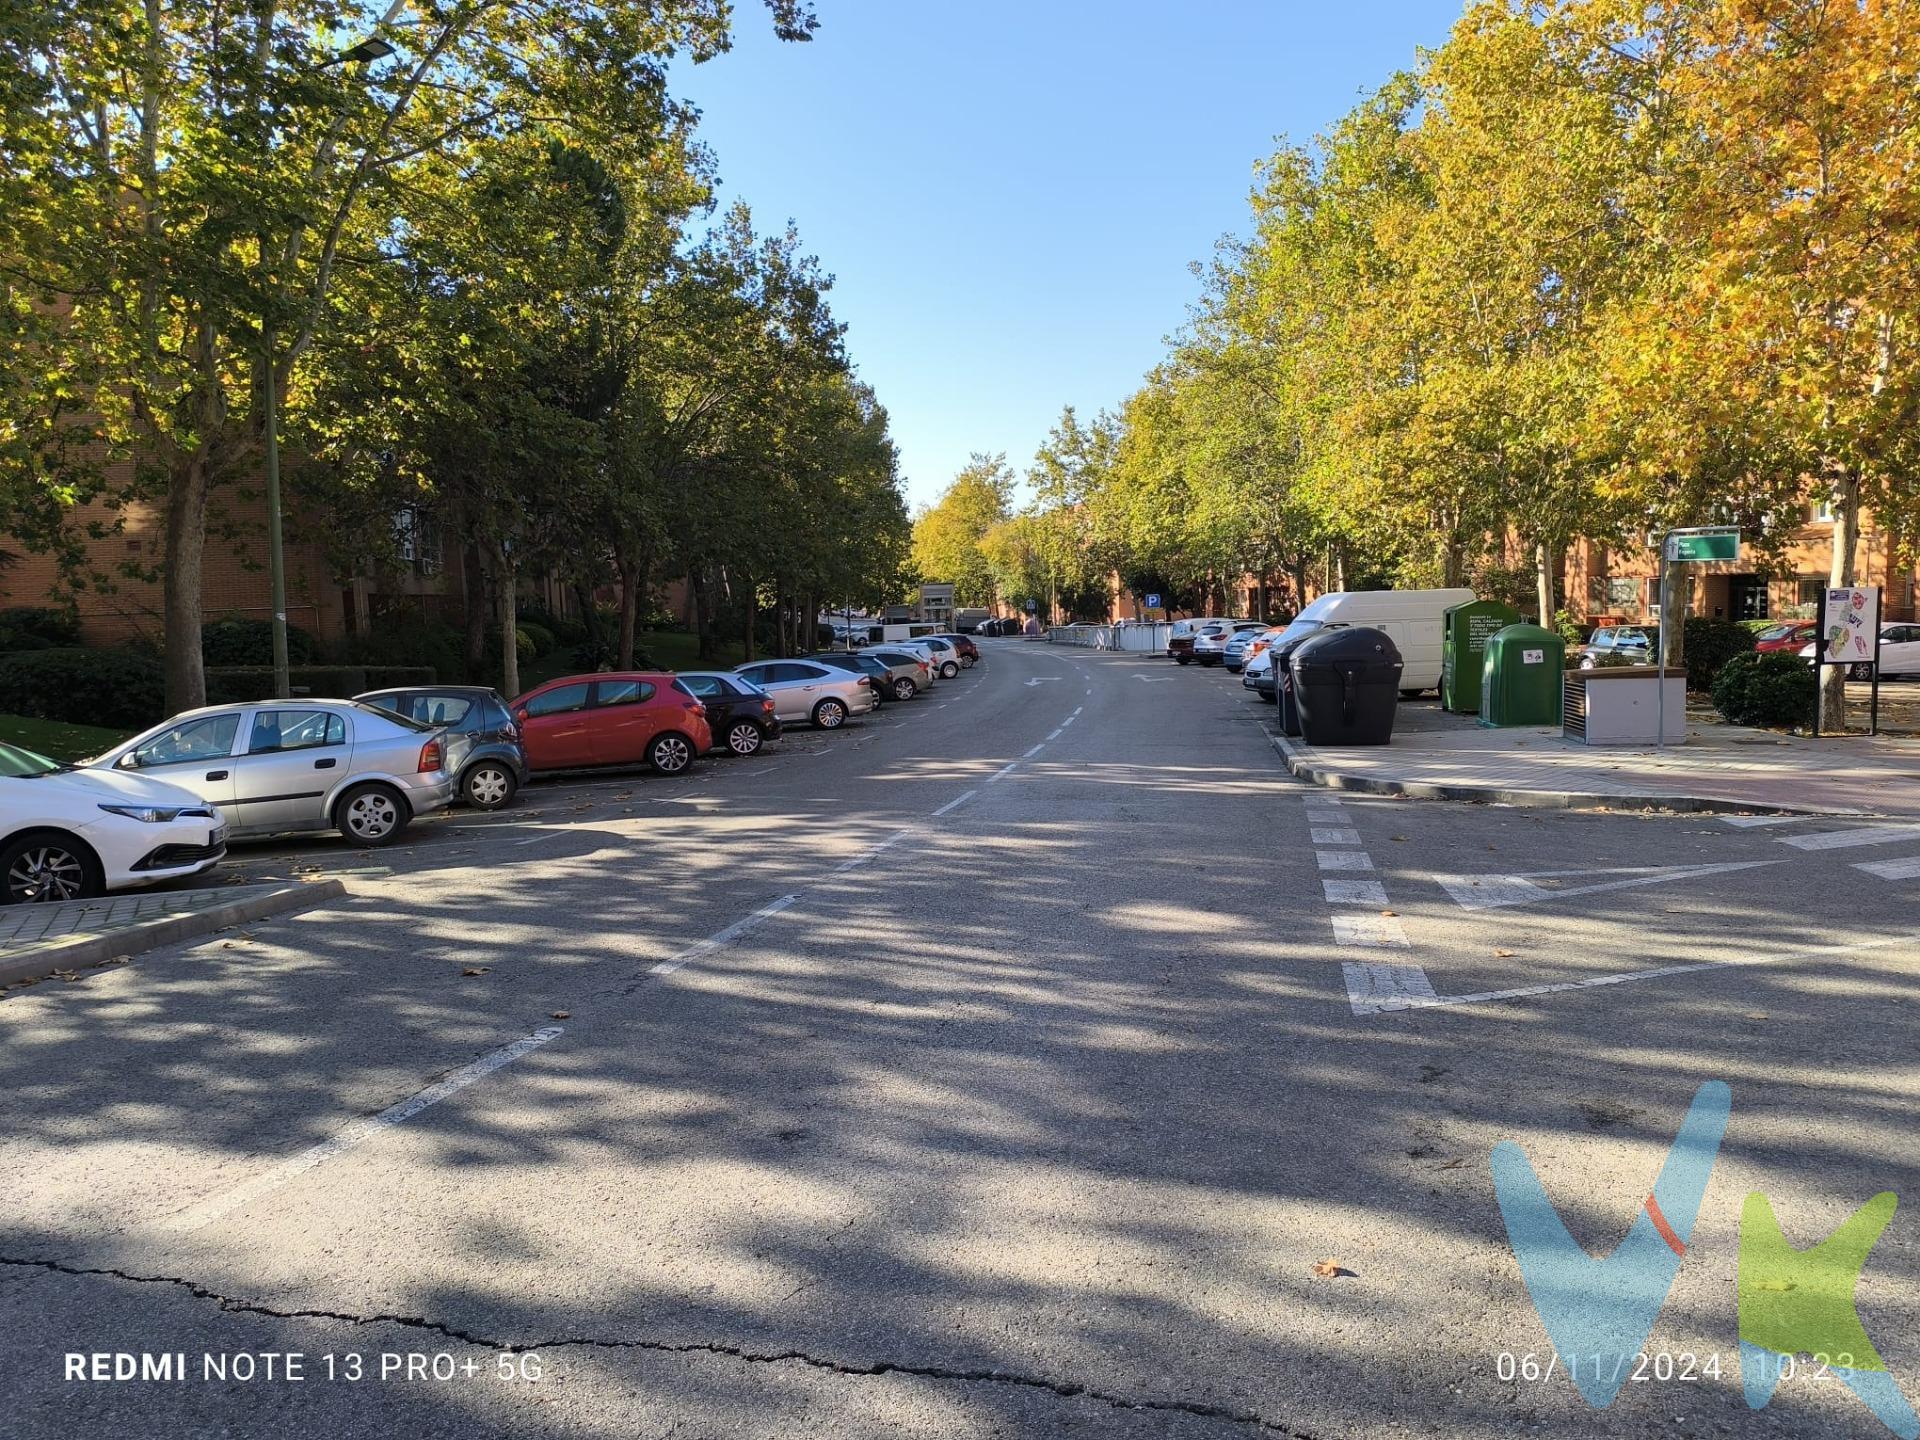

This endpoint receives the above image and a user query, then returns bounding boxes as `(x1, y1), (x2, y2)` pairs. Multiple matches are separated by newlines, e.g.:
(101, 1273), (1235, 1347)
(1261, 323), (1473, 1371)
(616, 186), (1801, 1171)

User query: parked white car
(1798, 622), (1920, 680)
(2, 741), (226, 903)
(86, 700), (456, 846)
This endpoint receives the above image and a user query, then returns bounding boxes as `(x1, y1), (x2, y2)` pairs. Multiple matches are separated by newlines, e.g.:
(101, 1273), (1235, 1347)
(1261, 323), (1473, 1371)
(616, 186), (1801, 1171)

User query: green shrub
(1682, 616), (1757, 692)
(201, 616), (318, 666)
(0, 647), (165, 728)
(517, 621), (555, 656)
(0, 606), (81, 651)
(342, 608), (466, 683)
(206, 665), (438, 702)
(1551, 609), (1593, 647)
(1711, 651), (1816, 730)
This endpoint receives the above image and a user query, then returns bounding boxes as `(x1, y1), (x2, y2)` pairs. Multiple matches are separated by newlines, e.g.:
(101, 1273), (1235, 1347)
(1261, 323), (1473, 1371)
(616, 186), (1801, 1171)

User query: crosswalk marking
(1342, 961), (1435, 1013)
(1719, 815), (1809, 828)
(1310, 826), (1362, 846)
(1855, 855), (1920, 881)
(1318, 850), (1375, 871)
(1332, 913), (1408, 948)
(1323, 878), (1390, 906)
(1780, 825), (1920, 852)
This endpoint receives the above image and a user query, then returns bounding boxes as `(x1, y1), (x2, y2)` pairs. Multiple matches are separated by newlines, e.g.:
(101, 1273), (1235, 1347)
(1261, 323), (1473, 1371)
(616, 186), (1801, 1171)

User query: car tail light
(687, 700), (706, 716)
(418, 739), (443, 773)
(762, 698), (775, 713)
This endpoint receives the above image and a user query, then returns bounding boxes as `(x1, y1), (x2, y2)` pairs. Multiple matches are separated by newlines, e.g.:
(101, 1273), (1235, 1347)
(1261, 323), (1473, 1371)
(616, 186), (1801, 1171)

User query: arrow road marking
(1023, 677), (1061, 687)
(1431, 860), (1779, 910)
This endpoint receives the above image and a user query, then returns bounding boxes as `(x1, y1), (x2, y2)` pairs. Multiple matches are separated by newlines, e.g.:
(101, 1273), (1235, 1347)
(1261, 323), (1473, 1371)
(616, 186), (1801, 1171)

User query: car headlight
(98, 803), (188, 823)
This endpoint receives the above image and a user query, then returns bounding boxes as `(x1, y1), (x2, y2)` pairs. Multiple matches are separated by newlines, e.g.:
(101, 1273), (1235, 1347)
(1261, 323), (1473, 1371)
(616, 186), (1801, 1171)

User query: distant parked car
(915, 636), (966, 678)
(675, 671), (783, 755)
(87, 700), (454, 845)
(356, 684), (526, 811)
(1223, 624), (1280, 672)
(806, 652), (899, 704)
(511, 672), (713, 775)
(1192, 621), (1261, 667)
(859, 646), (936, 696)
(1797, 622), (1920, 681)
(733, 659), (878, 729)
(1752, 620), (1818, 654)
(3, 741), (227, 903)
(928, 633), (980, 667)
(1578, 626), (1654, 670)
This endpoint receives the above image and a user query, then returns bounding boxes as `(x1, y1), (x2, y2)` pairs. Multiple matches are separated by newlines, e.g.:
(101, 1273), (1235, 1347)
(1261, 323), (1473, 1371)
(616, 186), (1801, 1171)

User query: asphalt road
(3, 639), (1917, 1439)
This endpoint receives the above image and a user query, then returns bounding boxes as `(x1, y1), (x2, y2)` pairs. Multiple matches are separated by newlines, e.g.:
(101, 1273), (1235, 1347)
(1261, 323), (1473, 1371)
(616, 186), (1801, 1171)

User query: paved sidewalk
(0, 881), (346, 989)
(1271, 707), (1920, 816)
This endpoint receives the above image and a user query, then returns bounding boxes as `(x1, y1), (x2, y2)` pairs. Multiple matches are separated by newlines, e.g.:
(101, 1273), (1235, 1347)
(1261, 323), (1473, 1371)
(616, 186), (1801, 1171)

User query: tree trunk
(162, 451), (212, 715)
(1820, 465), (1863, 730)
(498, 553), (520, 696)
(1534, 540), (1557, 626)
(616, 565), (640, 669)
(690, 571), (713, 661)
(743, 577), (758, 662)
(462, 542), (488, 681)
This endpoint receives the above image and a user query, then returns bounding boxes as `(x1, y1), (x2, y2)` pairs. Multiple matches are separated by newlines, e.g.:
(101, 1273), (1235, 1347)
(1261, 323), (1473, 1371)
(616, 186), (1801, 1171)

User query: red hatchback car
(1752, 620), (1818, 654)
(510, 672), (713, 775)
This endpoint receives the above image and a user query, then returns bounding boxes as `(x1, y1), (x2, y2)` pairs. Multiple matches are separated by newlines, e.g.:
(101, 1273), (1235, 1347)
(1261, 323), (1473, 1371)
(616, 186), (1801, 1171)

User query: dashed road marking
(1430, 860), (1777, 910)
(987, 762), (1019, 783)
(1332, 913), (1409, 948)
(1024, 743), (1046, 758)
(1720, 815), (1809, 828)
(1779, 824), (1920, 851)
(1856, 855), (1920, 881)
(1323, 878), (1390, 906)
(1343, 961), (1439, 1014)
(1310, 826), (1362, 846)
(1317, 851), (1375, 871)
(651, 894), (800, 974)
(932, 790), (977, 818)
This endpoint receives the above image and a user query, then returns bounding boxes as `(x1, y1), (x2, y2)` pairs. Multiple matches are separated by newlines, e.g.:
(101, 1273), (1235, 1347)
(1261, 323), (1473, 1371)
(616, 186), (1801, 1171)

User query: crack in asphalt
(2, 1254), (1319, 1437)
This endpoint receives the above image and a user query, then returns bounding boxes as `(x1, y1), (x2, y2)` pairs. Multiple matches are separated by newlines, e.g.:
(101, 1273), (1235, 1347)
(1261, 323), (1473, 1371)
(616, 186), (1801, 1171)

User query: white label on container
(1522, 648), (1544, 664)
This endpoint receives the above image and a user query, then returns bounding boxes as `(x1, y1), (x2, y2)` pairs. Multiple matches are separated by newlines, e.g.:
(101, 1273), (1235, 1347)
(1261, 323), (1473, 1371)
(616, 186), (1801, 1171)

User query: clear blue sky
(672, 0), (1467, 511)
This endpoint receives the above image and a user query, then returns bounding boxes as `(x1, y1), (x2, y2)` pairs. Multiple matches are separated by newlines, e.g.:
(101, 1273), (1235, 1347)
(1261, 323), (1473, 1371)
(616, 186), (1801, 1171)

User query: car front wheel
(2, 831), (102, 904)
(892, 677), (918, 701)
(336, 783), (410, 845)
(462, 761), (517, 811)
(813, 697), (848, 729)
(725, 720), (764, 756)
(649, 732), (695, 774)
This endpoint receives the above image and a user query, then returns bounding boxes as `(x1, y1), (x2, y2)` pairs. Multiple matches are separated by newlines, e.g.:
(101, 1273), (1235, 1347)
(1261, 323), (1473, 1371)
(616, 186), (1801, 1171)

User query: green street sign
(1666, 530), (1740, 562)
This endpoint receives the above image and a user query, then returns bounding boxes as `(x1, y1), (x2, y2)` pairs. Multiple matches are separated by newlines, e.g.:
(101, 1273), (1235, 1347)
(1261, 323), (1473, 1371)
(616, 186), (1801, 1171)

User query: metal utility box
(1479, 624), (1566, 727)
(1441, 600), (1521, 712)
(1562, 668), (1686, 745)
(1290, 628), (1404, 746)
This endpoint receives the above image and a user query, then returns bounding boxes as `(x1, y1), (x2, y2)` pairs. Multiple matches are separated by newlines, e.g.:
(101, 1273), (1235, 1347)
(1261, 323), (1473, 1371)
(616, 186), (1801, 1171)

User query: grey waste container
(1290, 628), (1404, 746)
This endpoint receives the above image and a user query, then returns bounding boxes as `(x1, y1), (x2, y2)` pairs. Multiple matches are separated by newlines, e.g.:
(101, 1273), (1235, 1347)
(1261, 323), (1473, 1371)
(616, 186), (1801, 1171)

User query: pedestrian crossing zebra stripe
(1779, 825), (1920, 851)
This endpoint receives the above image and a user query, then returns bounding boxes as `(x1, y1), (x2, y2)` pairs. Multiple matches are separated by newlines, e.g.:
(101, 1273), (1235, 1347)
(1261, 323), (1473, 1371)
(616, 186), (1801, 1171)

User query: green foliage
(1682, 616), (1758, 692)
(1712, 652), (1817, 730)
(201, 617), (319, 667)
(0, 648), (165, 729)
(0, 713), (132, 763)
(206, 666), (437, 703)
(341, 611), (466, 685)
(517, 622), (556, 657)
(0, 607), (81, 652)
(1552, 609), (1592, 646)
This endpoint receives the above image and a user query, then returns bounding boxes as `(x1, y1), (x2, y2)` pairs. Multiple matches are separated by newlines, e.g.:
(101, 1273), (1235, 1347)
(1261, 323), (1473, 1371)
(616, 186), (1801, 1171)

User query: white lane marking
(1431, 860), (1778, 910)
(1058, 716), (1076, 730)
(1344, 961), (1438, 1014)
(1070, 706), (1083, 718)
(1023, 677), (1061, 687)
(987, 762), (1019, 783)
(1412, 931), (1919, 1011)
(1311, 826), (1362, 846)
(1304, 795), (1344, 807)
(515, 830), (565, 846)
(651, 894), (800, 975)
(1023, 743), (1046, 758)
(1132, 675), (1175, 683)
(1317, 851), (1375, 871)
(1720, 815), (1809, 828)
(932, 790), (977, 818)
(1780, 825), (1920, 851)
(1323, 878), (1390, 906)
(1332, 913), (1409, 948)
(1046, 728), (1064, 741)
(163, 1026), (566, 1233)
(1856, 855), (1920, 881)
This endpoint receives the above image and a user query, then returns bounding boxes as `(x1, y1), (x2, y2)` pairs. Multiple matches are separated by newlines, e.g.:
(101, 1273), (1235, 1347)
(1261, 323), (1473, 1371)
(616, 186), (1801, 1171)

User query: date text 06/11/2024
(64, 1352), (545, 1383)
(1497, 1352), (1865, 1386)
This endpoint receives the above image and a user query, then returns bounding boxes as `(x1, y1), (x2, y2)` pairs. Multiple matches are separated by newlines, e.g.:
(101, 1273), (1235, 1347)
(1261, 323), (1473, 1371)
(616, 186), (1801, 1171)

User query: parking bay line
(161, 1025), (566, 1233)
(932, 790), (977, 818)
(650, 893), (801, 975)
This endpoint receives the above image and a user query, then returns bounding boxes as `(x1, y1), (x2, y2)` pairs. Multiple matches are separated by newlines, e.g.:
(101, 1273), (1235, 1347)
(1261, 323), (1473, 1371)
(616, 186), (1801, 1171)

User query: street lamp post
(264, 328), (290, 699)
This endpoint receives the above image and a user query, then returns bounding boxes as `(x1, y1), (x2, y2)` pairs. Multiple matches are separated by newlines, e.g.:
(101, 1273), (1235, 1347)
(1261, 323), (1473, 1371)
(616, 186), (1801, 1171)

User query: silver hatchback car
(732, 660), (877, 729)
(87, 700), (456, 845)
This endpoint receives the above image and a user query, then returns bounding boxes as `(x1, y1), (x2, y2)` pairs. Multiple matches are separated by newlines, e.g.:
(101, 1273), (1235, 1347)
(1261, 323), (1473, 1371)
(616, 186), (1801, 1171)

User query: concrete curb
(1265, 732), (1872, 818)
(0, 880), (348, 989)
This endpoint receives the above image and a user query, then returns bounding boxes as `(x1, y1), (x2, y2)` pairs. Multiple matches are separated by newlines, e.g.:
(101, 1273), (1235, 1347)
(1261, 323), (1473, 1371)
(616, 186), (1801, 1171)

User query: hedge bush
(202, 616), (318, 666)
(0, 606), (81, 651)
(517, 621), (555, 656)
(206, 665), (437, 703)
(1681, 616), (1756, 692)
(342, 609), (466, 684)
(1711, 651), (1817, 730)
(0, 647), (165, 728)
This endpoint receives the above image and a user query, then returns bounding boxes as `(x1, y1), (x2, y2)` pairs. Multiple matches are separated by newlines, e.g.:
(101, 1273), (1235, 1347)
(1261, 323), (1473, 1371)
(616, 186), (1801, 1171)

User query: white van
(1265, 588), (1476, 694)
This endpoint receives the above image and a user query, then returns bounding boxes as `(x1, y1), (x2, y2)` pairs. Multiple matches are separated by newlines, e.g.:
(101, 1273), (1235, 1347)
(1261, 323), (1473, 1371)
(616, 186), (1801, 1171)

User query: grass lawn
(0, 713), (132, 762)
(513, 629), (747, 692)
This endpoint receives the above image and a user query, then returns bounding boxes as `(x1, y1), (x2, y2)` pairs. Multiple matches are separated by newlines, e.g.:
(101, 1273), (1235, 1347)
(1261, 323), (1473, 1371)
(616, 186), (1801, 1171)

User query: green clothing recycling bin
(1479, 623), (1566, 727)
(1441, 599), (1521, 713)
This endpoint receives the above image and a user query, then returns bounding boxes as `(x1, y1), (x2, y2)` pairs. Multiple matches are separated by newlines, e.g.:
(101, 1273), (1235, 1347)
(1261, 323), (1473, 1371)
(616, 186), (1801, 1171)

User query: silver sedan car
(732, 659), (877, 729)
(87, 700), (456, 845)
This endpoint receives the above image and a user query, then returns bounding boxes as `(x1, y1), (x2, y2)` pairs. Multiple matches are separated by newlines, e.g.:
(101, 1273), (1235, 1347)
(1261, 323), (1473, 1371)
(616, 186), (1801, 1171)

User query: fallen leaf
(1380, 909), (1397, 917)
(1494, 948), (1515, 958)
(1391, 835), (1408, 842)
(551, 1011), (571, 1020)
(1310, 1259), (1347, 1279)
(462, 967), (491, 977)
(1746, 1012), (1768, 1022)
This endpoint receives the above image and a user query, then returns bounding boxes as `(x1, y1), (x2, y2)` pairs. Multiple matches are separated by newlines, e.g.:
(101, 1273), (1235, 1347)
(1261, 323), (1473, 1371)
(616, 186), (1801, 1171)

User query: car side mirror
(116, 751), (141, 770)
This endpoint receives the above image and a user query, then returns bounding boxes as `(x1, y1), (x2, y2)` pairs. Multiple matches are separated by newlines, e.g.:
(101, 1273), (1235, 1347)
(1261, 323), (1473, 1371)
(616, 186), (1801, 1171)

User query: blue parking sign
(1144, 593), (1161, 609)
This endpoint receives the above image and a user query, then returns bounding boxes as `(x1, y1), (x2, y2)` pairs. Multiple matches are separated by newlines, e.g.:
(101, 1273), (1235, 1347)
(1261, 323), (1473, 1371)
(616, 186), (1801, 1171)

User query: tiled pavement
(0, 888), (250, 954)
(1276, 719), (1920, 816)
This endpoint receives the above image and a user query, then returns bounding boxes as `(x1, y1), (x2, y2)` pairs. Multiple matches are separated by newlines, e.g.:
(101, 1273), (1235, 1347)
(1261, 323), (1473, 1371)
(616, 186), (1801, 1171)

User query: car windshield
(1755, 623), (1799, 640)
(1267, 618), (1324, 648)
(0, 741), (64, 778)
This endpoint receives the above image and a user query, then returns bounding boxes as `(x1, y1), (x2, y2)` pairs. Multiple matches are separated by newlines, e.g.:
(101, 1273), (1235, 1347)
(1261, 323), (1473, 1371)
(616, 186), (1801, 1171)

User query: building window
(1810, 497), (1836, 523)
(1646, 576), (1662, 611)
(392, 506), (442, 577)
